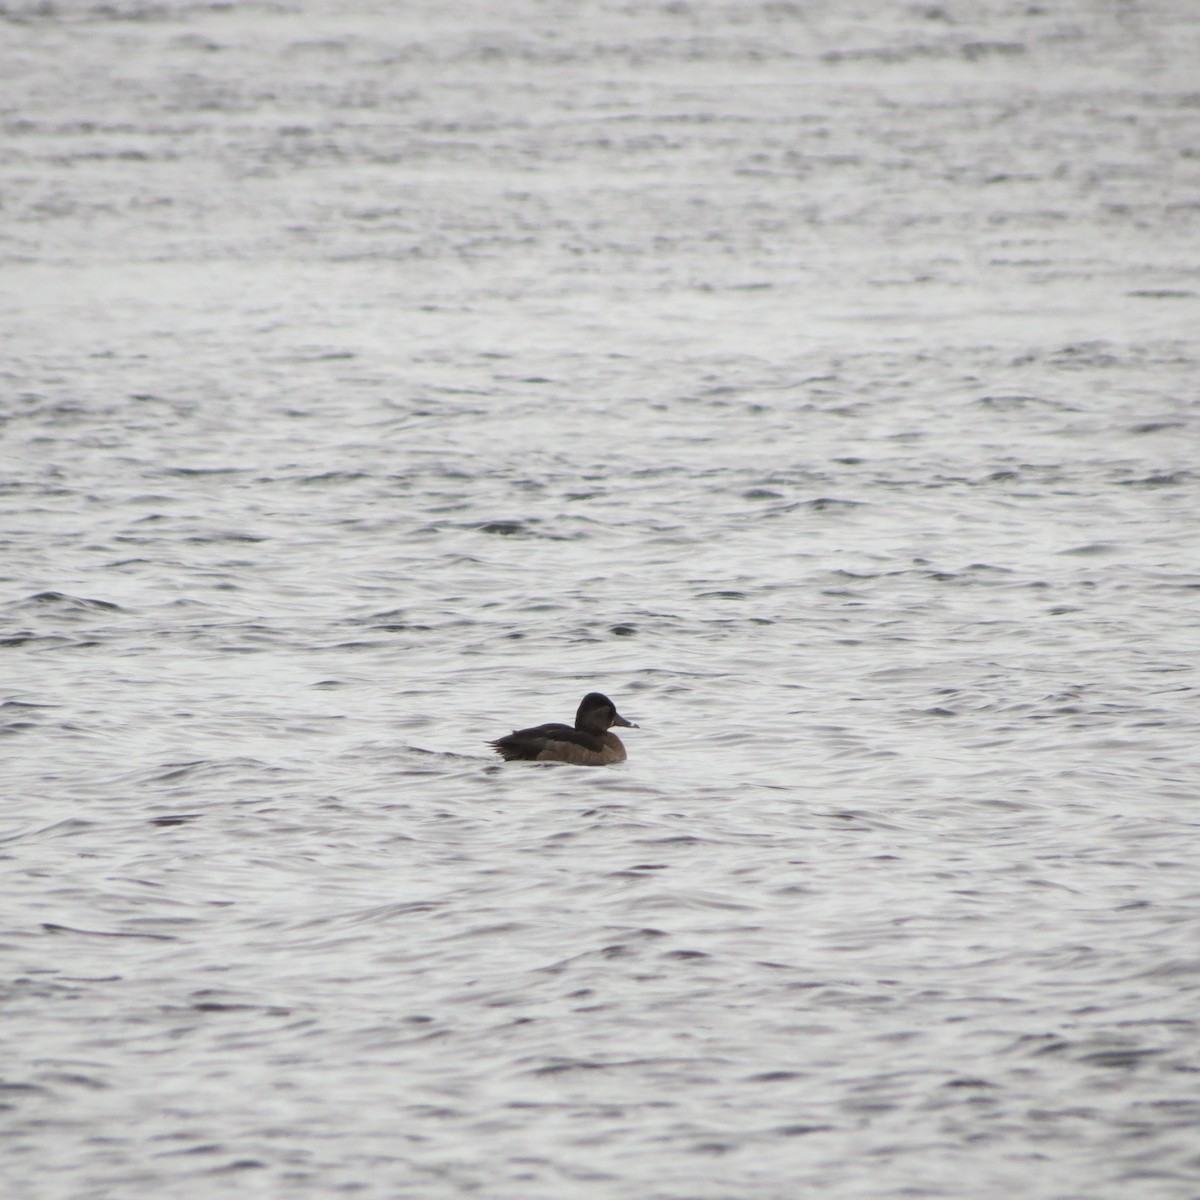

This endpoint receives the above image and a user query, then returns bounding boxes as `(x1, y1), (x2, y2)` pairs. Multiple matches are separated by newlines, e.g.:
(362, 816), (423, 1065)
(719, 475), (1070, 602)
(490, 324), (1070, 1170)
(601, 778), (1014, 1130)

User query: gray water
(3, 2), (1200, 1197)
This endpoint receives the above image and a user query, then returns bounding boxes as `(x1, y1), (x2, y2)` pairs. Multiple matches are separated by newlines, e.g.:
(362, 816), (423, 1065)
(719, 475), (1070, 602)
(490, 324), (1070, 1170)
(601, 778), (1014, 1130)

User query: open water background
(3, 2), (1200, 1197)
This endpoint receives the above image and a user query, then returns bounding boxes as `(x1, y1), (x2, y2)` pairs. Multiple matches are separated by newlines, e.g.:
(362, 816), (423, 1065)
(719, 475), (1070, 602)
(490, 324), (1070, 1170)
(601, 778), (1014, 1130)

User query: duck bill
(612, 712), (637, 728)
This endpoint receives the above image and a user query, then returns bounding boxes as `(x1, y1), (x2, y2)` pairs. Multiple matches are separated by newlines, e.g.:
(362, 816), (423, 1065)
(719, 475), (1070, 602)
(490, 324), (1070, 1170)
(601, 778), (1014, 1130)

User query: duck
(489, 692), (638, 765)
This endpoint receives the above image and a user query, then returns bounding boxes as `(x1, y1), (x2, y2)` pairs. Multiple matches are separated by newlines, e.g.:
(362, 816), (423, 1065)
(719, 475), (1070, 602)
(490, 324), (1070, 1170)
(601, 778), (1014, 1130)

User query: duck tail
(489, 736), (524, 761)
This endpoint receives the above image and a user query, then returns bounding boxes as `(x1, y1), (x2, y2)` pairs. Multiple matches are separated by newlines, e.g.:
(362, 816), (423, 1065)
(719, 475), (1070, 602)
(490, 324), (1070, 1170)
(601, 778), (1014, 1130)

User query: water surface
(3, 2), (1200, 1197)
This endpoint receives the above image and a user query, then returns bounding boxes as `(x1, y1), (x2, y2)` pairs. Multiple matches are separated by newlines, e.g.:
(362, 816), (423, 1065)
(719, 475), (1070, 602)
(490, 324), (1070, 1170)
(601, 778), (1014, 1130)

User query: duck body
(489, 692), (636, 766)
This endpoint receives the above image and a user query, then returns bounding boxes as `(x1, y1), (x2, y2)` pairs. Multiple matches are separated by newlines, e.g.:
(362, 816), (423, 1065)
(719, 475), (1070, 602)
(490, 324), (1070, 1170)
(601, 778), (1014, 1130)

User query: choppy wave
(3, 2), (1200, 1198)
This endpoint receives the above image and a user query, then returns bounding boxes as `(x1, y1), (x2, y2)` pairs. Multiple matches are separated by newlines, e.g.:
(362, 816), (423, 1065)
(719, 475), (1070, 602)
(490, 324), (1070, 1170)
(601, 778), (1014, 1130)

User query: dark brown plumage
(489, 692), (637, 765)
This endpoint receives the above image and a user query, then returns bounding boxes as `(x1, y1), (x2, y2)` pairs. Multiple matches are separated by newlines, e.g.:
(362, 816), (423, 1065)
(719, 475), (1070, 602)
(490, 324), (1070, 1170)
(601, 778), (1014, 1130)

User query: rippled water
(3, 2), (1200, 1197)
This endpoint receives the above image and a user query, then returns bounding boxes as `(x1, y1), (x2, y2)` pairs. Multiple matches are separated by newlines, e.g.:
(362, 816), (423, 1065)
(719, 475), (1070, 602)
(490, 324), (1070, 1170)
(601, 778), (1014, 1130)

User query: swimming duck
(489, 692), (637, 765)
